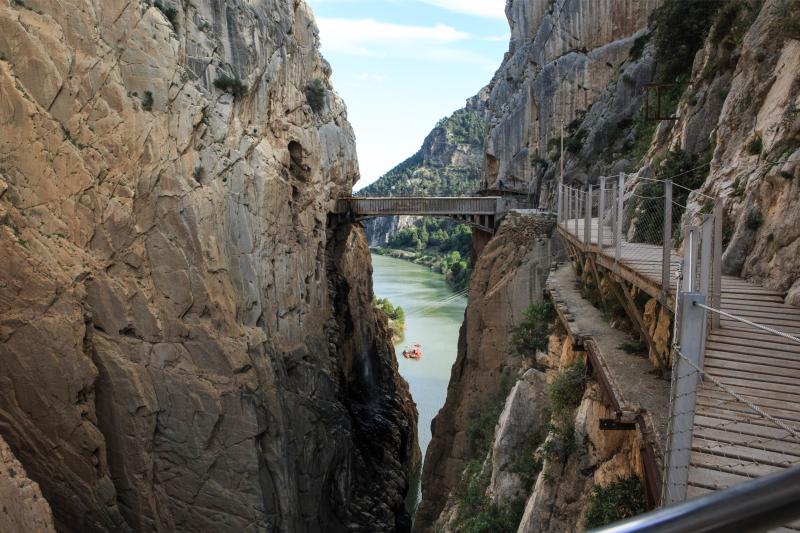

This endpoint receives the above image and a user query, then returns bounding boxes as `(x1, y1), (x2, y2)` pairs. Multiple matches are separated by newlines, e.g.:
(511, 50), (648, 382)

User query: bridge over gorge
(555, 175), (800, 528)
(333, 196), (509, 234)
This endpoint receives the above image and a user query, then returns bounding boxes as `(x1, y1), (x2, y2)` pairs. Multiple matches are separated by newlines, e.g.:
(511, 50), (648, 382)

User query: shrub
(584, 477), (647, 529)
(509, 301), (554, 357)
(154, 1), (179, 29)
(530, 153), (548, 169)
(455, 460), (526, 533)
(142, 90), (154, 111)
(745, 210), (763, 231)
(747, 134), (763, 155)
(650, 0), (720, 83)
(214, 75), (248, 98)
(549, 359), (587, 415)
(511, 432), (545, 491)
(629, 33), (650, 61)
(545, 359), (587, 462)
(619, 340), (647, 354)
(306, 78), (325, 113)
(466, 376), (513, 458)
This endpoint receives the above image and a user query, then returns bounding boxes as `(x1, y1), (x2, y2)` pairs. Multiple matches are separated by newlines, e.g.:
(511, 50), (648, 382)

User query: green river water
(371, 253), (467, 510)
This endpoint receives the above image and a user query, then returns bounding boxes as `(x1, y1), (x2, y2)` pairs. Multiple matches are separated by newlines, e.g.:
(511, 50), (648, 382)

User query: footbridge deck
(557, 178), (800, 527)
(333, 196), (505, 233)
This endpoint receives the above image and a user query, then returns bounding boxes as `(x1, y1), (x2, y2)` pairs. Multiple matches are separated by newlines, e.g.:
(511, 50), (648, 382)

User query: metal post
(584, 185), (593, 246)
(663, 292), (706, 505)
(616, 173), (625, 261)
(610, 184), (617, 249)
(681, 226), (700, 293)
(663, 180), (673, 297)
(712, 200), (723, 330)
(598, 177), (606, 249)
(575, 191), (581, 236)
(558, 182), (563, 223)
(700, 215), (713, 298)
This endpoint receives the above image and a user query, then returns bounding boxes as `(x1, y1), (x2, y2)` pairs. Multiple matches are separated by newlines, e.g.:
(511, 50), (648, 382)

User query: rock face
(482, 0), (661, 201)
(0, 1), (417, 532)
(414, 212), (555, 530)
(361, 97), (487, 246)
(0, 434), (56, 533)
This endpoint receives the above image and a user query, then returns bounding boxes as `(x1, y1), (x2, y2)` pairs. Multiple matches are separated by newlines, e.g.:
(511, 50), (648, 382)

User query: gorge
(1, 0), (800, 532)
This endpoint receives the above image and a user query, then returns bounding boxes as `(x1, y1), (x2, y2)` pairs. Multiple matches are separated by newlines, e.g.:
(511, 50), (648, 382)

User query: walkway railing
(558, 173), (800, 521)
(557, 174), (723, 318)
(334, 196), (501, 216)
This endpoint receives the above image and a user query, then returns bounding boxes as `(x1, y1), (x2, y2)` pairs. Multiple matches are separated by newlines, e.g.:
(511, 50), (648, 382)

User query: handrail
(588, 465), (800, 533)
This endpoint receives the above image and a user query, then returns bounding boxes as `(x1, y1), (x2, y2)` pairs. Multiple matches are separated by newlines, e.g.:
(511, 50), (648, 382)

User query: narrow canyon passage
(371, 254), (467, 512)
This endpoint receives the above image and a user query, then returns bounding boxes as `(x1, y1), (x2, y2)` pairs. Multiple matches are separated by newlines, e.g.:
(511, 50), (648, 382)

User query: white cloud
(316, 18), (469, 55)
(357, 73), (390, 82)
(420, 0), (507, 19)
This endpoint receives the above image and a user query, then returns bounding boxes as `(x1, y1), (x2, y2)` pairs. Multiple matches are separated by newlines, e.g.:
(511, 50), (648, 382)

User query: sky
(305, 0), (510, 190)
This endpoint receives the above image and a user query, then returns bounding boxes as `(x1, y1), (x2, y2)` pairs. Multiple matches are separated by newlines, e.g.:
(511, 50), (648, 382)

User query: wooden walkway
(559, 218), (800, 523)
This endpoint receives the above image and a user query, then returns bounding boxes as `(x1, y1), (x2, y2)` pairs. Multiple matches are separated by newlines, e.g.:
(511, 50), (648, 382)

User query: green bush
(747, 134), (763, 155)
(142, 90), (154, 112)
(546, 359), (587, 462)
(549, 359), (587, 415)
(509, 301), (554, 356)
(214, 75), (248, 98)
(584, 477), (647, 529)
(629, 33), (650, 61)
(619, 340), (647, 355)
(466, 376), (513, 458)
(454, 460), (526, 533)
(154, 1), (178, 29)
(745, 210), (763, 231)
(306, 78), (325, 113)
(650, 0), (720, 83)
(511, 432), (545, 491)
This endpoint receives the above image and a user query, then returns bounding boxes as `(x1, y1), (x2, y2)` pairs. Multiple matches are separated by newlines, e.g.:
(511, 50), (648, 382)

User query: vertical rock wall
(414, 213), (555, 530)
(0, 0), (417, 531)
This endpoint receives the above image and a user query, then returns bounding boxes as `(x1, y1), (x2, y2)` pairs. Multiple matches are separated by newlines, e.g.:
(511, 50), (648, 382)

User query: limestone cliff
(0, 1), (417, 531)
(0, 434), (56, 533)
(417, 0), (800, 529)
(481, 0), (799, 299)
(415, 213), (555, 530)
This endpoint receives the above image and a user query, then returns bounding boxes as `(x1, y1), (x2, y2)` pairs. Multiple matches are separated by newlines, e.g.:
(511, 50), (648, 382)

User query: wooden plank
(709, 380), (800, 404)
(706, 365), (800, 387)
(707, 334), (800, 353)
(698, 388), (800, 416)
(693, 426), (800, 458)
(694, 414), (799, 443)
(686, 484), (712, 499)
(697, 405), (800, 430)
(704, 357), (800, 378)
(691, 450), (783, 477)
(693, 436), (800, 467)
(688, 465), (756, 490)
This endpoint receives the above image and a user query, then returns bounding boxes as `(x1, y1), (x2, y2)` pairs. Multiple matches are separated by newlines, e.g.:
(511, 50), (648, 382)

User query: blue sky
(305, 0), (510, 190)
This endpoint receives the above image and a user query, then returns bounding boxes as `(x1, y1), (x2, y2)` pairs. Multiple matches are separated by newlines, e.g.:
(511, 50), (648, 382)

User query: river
(371, 253), (467, 512)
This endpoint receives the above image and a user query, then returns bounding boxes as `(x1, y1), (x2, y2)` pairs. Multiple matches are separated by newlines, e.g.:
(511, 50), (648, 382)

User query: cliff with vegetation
(360, 101), (486, 290)
(417, 0), (800, 530)
(0, 1), (418, 531)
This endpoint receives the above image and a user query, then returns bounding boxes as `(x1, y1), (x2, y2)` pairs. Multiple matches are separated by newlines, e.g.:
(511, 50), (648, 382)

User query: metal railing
(334, 196), (501, 216)
(556, 174), (723, 313)
(589, 464), (800, 532)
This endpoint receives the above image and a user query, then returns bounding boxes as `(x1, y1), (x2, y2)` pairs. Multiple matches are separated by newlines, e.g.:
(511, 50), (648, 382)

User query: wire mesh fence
(663, 297), (800, 508)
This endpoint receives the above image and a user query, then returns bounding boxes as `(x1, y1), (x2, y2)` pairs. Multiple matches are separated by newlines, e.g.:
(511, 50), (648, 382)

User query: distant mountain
(360, 94), (488, 245)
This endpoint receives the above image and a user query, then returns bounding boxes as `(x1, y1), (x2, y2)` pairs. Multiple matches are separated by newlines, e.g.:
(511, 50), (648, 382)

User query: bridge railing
(335, 196), (501, 216)
(557, 174), (723, 316)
